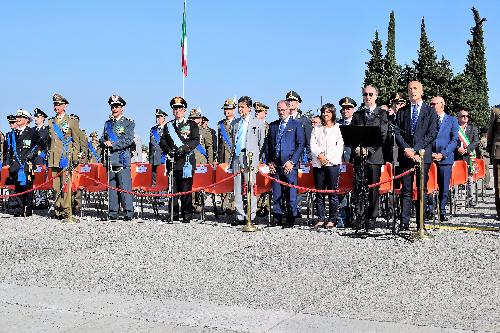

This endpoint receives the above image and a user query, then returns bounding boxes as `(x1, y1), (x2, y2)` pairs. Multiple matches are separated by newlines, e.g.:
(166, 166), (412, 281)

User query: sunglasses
(460, 115), (469, 118)
(363, 92), (374, 97)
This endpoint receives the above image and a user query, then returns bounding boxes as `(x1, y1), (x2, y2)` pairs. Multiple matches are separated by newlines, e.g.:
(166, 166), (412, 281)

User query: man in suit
(337, 97), (356, 162)
(4, 109), (40, 217)
(351, 86), (388, 229)
(394, 81), (438, 230)
(486, 106), (500, 219)
(149, 108), (168, 184)
(160, 96), (200, 223)
(267, 100), (305, 228)
(455, 109), (480, 206)
(428, 96), (459, 221)
(228, 96), (265, 226)
(100, 95), (135, 222)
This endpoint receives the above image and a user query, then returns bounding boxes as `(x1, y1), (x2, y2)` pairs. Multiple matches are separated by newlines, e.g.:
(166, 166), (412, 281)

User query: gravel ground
(0, 189), (499, 332)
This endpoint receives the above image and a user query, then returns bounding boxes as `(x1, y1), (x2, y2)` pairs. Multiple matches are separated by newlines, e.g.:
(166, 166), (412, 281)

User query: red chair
(33, 165), (53, 191)
(450, 160), (468, 214)
(338, 163), (354, 195)
(472, 159), (486, 203)
(256, 163), (272, 195)
(130, 162), (153, 217)
(0, 166), (14, 212)
(192, 164), (215, 222)
(207, 163), (234, 195)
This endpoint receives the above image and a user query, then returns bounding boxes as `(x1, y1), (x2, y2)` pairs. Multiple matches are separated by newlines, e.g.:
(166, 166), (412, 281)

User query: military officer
(100, 95), (135, 222)
(253, 101), (270, 217)
(46, 93), (82, 222)
(87, 131), (102, 163)
(202, 116), (217, 162)
(2, 116), (17, 167)
(4, 109), (40, 217)
(160, 96), (200, 223)
(31, 108), (50, 209)
(217, 98), (236, 215)
(149, 108), (168, 184)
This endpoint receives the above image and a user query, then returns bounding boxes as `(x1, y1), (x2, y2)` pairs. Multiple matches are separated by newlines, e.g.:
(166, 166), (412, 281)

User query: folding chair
(131, 162), (153, 217)
(426, 162), (439, 225)
(207, 163), (235, 218)
(73, 163), (106, 218)
(338, 163), (354, 227)
(0, 166), (14, 212)
(297, 162), (315, 221)
(192, 164), (215, 222)
(472, 159), (486, 203)
(256, 163), (272, 224)
(449, 160), (468, 215)
(140, 164), (169, 218)
(378, 162), (394, 228)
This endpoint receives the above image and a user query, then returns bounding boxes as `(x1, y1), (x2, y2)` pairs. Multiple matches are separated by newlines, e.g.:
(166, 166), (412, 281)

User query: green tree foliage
(382, 11), (401, 105)
(398, 64), (416, 94)
(413, 17), (440, 101)
(364, 30), (385, 99)
(464, 7), (489, 128)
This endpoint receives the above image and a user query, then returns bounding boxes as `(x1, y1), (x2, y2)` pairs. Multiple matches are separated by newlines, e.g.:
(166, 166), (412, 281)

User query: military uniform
(254, 101), (270, 217)
(100, 95), (135, 221)
(33, 108), (50, 209)
(217, 98), (237, 214)
(4, 110), (40, 216)
(47, 94), (82, 221)
(160, 97), (200, 223)
(189, 109), (213, 164)
(87, 131), (103, 163)
(149, 108), (168, 184)
(69, 114), (88, 215)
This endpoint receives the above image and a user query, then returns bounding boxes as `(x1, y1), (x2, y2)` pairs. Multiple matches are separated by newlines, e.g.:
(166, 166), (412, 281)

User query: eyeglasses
(363, 92), (374, 97)
(430, 103), (437, 106)
(460, 115), (469, 118)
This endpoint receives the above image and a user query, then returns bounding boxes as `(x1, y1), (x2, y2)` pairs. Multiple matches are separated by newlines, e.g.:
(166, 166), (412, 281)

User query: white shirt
(310, 123), (344, 167)
(410, 101), (423, 123)
(438, 113), (445, 125)
(366, 105), (377, 114)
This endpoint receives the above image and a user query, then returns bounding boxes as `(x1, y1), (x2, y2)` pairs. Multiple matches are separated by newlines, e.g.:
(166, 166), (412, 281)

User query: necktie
(276, 121), (286, 155)
(411, 104), (418, 135)
(234, 119), (247, 157)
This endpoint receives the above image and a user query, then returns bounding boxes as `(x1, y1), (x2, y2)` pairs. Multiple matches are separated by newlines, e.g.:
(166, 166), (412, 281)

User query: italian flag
(181, 0), (188, 77)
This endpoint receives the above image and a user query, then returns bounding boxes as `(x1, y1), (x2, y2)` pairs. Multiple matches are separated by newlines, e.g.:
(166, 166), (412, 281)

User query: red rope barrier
(75, 170), (242, 197)
(258, 167), (416, 194)
(0, 170), (63, 198)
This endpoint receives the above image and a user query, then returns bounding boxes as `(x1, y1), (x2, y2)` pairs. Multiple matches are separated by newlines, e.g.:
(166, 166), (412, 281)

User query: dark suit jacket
(267, 118), (305, 168)
(4, 127), (40, 172)
(160, 119), (200, 171)
(337, 118), (352, 163)
(395, 102), (438, 166)
(294, 111), (312, 162)
(454, 123), (479, 164)
(351, 107), (388, 165)
(433, 114), (459, 165)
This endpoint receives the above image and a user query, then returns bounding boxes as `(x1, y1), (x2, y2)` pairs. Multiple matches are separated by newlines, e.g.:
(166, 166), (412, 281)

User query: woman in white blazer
(310, 103), (344, 228)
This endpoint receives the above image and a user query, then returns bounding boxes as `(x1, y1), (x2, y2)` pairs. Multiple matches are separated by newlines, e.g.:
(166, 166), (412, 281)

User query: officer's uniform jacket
(217, 118), (233, 163)
(195, 126), (214, 164)
(4, 127), (40, 173)
(160, 118), (200, 171)
(99, 116), (135, 167)
(34, 125), (49, 165)
(87, 141), (102, 163)
(46, 114), (82, 168)
(149, 124), (165, 166)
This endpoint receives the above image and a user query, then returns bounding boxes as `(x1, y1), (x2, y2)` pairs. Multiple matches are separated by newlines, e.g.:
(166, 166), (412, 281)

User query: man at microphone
(351, 85), (388, 230)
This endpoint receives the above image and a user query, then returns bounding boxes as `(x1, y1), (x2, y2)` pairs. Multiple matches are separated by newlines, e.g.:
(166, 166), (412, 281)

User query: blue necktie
(234, 119), (247, 157)
(276, 121), (285, 155)
(411, 104), (418, 135)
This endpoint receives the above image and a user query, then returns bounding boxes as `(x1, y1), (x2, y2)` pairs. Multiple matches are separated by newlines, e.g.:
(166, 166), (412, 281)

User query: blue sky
(1, 0), (498, 143)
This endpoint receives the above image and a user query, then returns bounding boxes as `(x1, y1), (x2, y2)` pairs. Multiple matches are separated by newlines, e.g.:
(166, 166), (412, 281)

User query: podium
(340, 125), (383, 232)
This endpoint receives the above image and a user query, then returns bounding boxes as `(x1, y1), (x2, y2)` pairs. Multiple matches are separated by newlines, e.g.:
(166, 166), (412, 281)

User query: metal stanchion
(242, 152), (258, 232)
(416, 149), (432, 240)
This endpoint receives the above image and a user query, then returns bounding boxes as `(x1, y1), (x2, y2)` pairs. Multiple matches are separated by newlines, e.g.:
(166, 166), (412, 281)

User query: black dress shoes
(439, 214), (449, 222)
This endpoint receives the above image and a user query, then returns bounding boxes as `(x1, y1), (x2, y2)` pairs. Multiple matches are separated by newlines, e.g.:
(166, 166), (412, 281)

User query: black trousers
(367, 164), (382, 219)
(313, 166), (340, 222)
(401, 163), (430, 226)
(171, 169), (194, 220)
(10, 170), (34, 216)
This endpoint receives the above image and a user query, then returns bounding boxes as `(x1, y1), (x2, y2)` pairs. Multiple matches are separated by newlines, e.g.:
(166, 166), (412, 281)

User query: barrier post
(242, 152), (258, 232)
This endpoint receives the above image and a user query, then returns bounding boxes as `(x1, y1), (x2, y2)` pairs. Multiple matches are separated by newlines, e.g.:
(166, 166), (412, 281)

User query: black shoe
(399, 222), (410, 231)
(440, 214), (449, 222)
(424, 211), (433, 221)
(256, 208), (269, 217)
(282, 223), (293, 229)
(107, 216), (118, 222)
(225, 209), (235, 216)
(123, 216), (133, 221)
(365, 218), (376, 231)
(231, 219), (244, 226)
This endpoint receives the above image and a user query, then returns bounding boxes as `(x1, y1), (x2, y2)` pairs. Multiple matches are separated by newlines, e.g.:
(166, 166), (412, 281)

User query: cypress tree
(413, 17), (439, 101)
(398, 64), (416, 95)
(364, 30), (385, 99)
(464, 7), (489, 128)
(383, 11), (400, 105)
